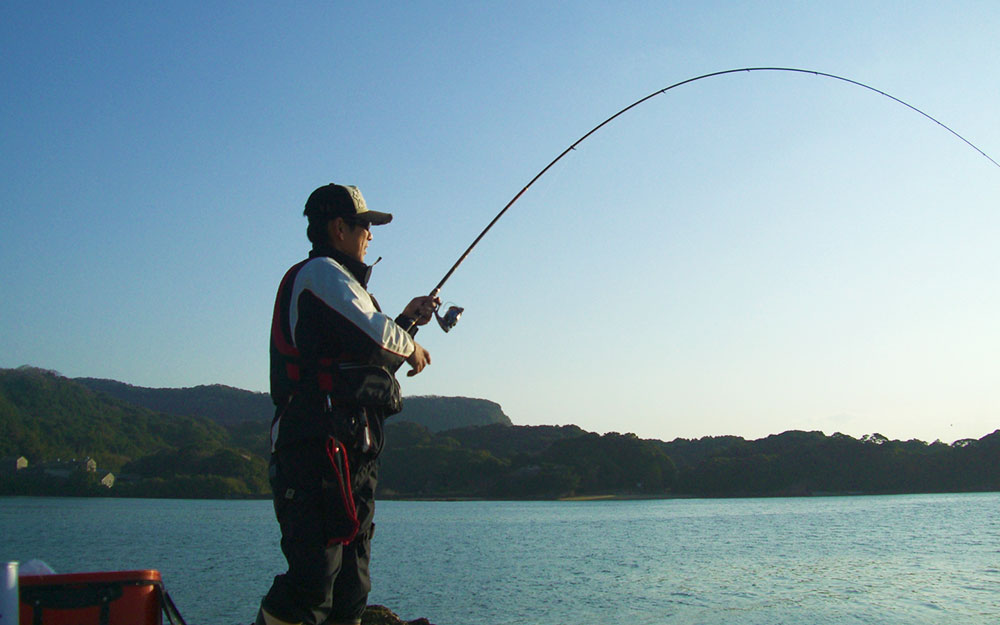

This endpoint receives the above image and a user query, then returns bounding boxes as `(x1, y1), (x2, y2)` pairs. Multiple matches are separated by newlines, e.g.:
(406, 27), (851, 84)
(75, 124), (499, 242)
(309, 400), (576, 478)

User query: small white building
(1, 456), (28, 474)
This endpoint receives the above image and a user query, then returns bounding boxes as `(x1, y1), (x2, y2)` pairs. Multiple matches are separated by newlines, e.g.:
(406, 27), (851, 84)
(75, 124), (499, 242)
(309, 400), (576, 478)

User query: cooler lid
(19, 570), (162, 587)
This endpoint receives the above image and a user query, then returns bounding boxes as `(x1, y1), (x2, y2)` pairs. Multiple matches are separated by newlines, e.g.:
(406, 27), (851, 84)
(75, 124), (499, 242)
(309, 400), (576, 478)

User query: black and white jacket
(269, 245), (416, 448)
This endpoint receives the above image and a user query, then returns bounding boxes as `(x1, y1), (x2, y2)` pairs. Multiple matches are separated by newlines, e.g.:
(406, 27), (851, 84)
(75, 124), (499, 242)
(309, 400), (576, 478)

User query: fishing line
(425, 66), (999, 332)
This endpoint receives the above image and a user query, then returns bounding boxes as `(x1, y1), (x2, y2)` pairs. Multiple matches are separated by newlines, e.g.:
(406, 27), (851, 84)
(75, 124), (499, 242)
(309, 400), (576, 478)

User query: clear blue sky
(3, 1), (998, 444)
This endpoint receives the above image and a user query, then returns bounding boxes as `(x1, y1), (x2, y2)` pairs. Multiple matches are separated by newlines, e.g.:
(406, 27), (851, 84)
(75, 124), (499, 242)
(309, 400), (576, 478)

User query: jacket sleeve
(290, 257), (415, 370)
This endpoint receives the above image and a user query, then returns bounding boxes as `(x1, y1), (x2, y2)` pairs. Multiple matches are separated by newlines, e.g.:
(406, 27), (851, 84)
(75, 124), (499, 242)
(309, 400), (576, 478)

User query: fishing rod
(425, 66), (1000, 333)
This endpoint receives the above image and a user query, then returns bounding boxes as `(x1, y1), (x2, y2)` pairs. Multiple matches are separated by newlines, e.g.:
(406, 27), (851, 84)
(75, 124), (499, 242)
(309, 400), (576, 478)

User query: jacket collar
(310, 245), (373, 288)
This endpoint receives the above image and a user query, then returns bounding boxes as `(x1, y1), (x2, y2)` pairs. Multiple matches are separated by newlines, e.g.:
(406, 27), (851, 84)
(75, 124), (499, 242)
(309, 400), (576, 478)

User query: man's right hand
(406, 341), (431, 377)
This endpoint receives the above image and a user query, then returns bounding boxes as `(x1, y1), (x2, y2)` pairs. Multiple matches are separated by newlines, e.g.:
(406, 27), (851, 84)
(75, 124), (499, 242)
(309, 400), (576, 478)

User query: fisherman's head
(304, 184), (392, 262)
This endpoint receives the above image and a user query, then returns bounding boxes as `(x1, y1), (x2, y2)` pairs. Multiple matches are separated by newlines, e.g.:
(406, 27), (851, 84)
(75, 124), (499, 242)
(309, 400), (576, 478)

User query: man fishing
(251, 68), (999, 625)
(256, 183), (438, 625)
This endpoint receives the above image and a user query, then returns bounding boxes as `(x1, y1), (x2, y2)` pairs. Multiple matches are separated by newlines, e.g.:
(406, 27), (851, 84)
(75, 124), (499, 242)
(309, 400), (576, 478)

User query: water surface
(2, 494), (998, 624)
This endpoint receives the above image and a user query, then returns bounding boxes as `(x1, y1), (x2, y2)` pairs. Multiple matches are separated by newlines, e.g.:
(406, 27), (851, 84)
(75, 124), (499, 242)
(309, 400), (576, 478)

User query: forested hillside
(376, 422), (1000, 499)
(670, 429), (1000, 496)
(3, 366), (998, 500)
(75, 377), (273, 425)
(1, 367), (267, 497)
(73, 376), (511, 433)
(2, 368), (229, 469)
(0, 368), (514, 498)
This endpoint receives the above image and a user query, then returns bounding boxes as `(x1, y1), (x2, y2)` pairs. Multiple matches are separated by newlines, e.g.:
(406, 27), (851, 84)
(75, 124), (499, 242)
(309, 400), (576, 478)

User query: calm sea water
(2, 494), (998, 625)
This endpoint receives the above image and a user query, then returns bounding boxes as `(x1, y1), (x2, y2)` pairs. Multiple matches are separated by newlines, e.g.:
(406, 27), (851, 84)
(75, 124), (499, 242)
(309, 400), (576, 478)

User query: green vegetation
(2, 366), (998, 500)
(75, 377), (273, 426)
(0, 367), (267, 497)
(72, 377), (511, 433)
(377, 422), (1000, 499)
(669, 430), (1000, 496)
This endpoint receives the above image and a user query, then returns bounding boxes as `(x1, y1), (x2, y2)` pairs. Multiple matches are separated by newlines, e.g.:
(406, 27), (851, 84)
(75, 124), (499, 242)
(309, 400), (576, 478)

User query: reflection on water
(2, 493), (998, 625)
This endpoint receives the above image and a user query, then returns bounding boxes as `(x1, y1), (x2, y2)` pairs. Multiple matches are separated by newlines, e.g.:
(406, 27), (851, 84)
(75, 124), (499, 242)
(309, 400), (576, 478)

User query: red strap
(324, 437), (359, 544)
(317, 358), (335, 392)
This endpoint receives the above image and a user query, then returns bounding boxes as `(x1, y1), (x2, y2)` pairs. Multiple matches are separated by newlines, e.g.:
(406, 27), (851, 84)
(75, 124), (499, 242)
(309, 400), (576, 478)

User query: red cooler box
(19, 570), (164, 625)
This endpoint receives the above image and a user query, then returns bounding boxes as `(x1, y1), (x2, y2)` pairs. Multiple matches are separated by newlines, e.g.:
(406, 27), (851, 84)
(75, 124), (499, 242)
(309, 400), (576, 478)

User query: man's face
(329, 217), (372, 262)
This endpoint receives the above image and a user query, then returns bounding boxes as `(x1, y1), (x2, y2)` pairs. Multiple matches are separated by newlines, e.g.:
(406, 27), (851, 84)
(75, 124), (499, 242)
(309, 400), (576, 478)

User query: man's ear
(326, 217), (344, 244)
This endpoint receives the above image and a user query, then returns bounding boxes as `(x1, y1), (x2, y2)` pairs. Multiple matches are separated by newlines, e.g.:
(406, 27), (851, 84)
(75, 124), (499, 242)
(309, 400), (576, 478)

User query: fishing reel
(434, 303), (464, 333)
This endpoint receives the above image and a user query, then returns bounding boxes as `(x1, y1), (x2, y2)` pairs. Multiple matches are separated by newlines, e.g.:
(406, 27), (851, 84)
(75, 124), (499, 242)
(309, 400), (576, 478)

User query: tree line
(377, 422), (1000, 499)
(2, 366), (998, 499)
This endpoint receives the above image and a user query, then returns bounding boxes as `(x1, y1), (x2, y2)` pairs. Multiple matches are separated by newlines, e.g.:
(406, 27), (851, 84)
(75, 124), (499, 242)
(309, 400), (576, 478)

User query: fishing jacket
(269, 245), (418, 450)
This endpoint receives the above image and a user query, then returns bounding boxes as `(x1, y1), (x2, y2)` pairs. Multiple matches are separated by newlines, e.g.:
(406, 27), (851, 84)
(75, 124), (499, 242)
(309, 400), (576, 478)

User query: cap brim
(359, 210), (393, 225)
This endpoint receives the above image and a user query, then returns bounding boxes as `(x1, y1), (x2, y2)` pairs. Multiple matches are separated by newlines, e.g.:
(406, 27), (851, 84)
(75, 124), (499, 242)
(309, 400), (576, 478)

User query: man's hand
(402, 295), (442, 327)
(406, 341), (431, 377)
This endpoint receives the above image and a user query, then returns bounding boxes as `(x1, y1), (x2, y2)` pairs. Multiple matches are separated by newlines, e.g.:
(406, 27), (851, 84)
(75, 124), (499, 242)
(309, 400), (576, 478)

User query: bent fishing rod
(424, 66), (1000, 333)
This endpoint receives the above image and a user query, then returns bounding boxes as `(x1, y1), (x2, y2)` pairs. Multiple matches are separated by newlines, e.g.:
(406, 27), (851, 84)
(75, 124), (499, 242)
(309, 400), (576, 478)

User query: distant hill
(393, 396), (512, 432)
(75, 377), (512, 433)
(75, 378), (273, 426)
(2, 368), (228, 467)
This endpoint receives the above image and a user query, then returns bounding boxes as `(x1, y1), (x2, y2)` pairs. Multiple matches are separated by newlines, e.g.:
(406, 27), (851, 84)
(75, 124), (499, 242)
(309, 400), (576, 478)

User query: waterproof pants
(261, 437), (378, 625)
